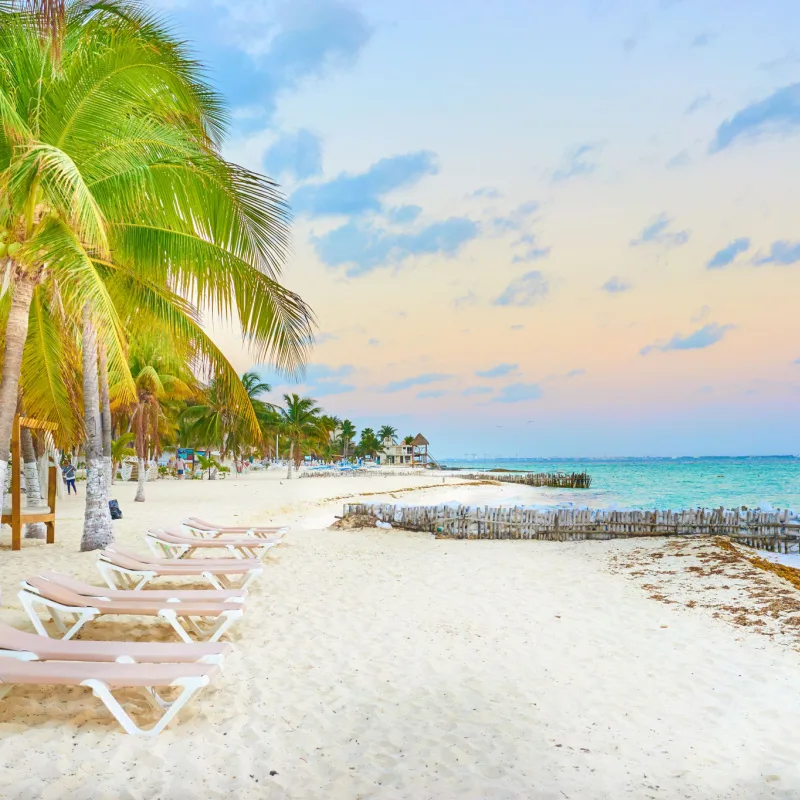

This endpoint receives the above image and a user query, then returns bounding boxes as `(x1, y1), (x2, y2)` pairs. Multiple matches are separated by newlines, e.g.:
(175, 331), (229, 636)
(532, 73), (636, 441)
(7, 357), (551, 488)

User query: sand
(1, 469), (800, 799)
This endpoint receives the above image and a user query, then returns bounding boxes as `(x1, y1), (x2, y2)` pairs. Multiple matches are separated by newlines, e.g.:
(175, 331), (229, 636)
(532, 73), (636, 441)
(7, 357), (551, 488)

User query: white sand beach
(1, 471), (800, 799)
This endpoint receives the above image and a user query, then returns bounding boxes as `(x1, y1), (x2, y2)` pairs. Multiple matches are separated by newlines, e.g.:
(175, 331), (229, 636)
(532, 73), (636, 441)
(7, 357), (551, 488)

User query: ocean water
(439, 456), (800, 511)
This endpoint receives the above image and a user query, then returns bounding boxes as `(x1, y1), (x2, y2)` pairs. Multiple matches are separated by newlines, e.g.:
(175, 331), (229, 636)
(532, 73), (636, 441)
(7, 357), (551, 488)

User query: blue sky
(157, 0), (800, 456)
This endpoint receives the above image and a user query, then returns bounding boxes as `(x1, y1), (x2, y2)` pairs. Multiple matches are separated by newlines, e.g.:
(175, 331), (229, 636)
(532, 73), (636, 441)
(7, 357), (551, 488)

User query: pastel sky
(154, 0), (800, 457)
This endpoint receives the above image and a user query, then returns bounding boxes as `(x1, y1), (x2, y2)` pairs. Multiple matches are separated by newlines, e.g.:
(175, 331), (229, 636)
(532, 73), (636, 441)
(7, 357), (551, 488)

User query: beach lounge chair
(0, 658), (219, 736)
(98, 546), (263, 591)
(145, 528), (277, 561)
(36, 570), (246, 604)
(0, 621), (231, 665)
(182, 517), (288, 539)
(19, 575), (245, 643)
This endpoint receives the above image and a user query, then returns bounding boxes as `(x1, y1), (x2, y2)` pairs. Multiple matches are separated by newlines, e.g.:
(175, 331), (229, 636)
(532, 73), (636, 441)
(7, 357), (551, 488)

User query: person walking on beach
(176, 456), (185, 479)
(62, 459), (77, 496)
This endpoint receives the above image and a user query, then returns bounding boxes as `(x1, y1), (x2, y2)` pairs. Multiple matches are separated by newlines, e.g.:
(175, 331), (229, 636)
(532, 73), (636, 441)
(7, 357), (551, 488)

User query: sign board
(177, 448), (195, 462)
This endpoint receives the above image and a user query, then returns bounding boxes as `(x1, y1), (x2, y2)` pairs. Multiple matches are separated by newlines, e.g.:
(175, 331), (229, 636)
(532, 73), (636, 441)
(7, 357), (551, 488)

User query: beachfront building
(378, 441), (413, 465)
(378, 434), (434, 467)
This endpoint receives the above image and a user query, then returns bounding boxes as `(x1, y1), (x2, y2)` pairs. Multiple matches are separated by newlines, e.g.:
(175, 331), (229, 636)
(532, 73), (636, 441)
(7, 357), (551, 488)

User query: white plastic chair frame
(145, 530), (276, 561)
(0, 673), (211, 737)
(18, 582), (243, 643)
(96, 555), (263, 592)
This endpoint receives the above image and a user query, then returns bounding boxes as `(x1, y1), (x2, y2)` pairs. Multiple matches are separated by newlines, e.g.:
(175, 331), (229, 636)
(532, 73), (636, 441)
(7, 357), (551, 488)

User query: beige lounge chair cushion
(0, 622), (232, 663)
(156, 529), (272, 548)
(39, 571), (246, 601)
(104, 547), (259, 573)
(25, 576), (246, 617)
(0, 659), (219, 689)
(186, 517), (286, 533)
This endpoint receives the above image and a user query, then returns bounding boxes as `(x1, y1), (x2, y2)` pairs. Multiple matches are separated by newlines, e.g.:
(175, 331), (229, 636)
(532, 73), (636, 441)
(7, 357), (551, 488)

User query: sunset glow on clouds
(160, 0), (800, 456)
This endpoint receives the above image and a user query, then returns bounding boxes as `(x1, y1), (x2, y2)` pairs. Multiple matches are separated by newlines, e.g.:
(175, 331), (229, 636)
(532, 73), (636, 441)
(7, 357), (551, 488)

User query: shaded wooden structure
(411, 433), (430, 467)
(1, 415), (57, 550)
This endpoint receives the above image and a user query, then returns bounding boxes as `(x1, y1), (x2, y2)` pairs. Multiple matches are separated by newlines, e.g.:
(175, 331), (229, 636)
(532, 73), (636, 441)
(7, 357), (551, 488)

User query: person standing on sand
(176, 456), (185, 479)
(62, 459), (77, 496)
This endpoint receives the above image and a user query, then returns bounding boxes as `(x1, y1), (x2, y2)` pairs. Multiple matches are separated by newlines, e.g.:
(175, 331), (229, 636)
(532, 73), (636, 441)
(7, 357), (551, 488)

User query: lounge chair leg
(201, 571), (224, 590)
(80, 678), (209, 736)
(157, 608), (243, 642)
(241, 569), (263, 590)
(48, 606), (69, 636)
(203, 610), (242, 643)
(144, 687), (172, 711)
(157, 609), (193, 643)
(97, 561), (154, 591)
(61, 610), (96, 641)
(18, 590), (98, 640)
(18, 590), (50, 637)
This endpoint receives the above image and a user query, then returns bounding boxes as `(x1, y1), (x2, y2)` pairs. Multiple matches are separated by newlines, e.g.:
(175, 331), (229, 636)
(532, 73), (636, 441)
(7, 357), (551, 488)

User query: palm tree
(356, 427), (381, 459)
(279, 394), (322, 478)
(127, 340), (196, 502)
(20, 424), (46, 539)
(110, 432), (135, 485)
(315, 414), (340, 461)
(81, 303), (112, 540)
(339, 419), (357, 461)
(378, 425), (398, 445)
(242, 372), (272, 407)
(181, 380), (242, 462)
(241, 371), (275, 456)
(403, 435), (415, 445)
(195, 453), (220, 481)
(0, 2), (314, 549)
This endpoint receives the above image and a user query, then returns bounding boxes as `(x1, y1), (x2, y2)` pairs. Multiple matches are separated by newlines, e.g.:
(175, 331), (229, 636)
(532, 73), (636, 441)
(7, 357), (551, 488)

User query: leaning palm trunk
(79, 304), (113, 552)
(98, 343), (113, 488)
(20, 427), (46, 539)
(0, 273), (36, 520)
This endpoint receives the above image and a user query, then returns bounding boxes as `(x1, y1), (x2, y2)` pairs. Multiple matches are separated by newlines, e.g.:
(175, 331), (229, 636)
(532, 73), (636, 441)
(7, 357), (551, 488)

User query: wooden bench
(1, 415), (57, 550)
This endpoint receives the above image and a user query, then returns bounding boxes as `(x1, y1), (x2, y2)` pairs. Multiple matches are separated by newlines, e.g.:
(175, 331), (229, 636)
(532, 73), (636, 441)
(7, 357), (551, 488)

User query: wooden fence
(454, 471), (592, 489)
(340, 503), (800, 550)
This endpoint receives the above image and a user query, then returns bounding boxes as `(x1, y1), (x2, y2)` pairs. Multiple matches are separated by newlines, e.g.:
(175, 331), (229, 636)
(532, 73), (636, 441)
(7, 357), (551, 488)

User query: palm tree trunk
(0, 273), (35, 517)
(133, 402), (147, 502)
(135, 457), (146, 500)
(79, 303), (114, 552)
(98, 343), (113, 488)
(286, 440), (293, 479)
(21, 426), (46, 539)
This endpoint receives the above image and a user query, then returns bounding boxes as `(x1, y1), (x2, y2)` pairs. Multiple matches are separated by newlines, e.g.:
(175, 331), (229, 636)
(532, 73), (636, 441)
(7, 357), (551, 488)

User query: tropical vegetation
(0, 1), (312, 550)
(0, 1), (410, 554)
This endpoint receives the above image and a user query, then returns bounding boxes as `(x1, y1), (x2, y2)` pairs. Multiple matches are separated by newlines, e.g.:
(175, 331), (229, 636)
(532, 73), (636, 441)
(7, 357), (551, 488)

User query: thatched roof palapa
(411, 433), (429, 446)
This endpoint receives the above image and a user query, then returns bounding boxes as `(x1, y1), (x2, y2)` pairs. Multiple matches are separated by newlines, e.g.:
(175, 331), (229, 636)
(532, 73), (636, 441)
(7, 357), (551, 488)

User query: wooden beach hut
(1, 415), (58, 551)
(411, 434), (430, 467)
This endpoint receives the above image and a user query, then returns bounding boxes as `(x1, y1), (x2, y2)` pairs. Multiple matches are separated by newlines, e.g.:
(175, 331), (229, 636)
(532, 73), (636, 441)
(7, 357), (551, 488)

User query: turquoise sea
(439, 457), (800, 512)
